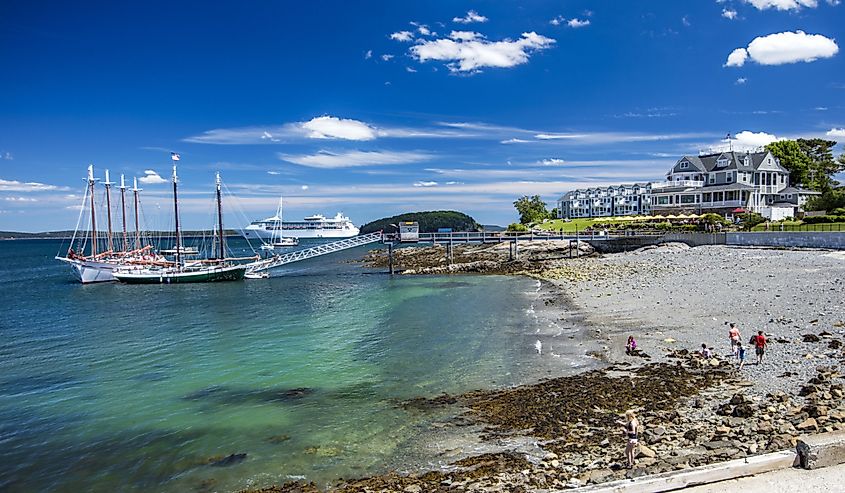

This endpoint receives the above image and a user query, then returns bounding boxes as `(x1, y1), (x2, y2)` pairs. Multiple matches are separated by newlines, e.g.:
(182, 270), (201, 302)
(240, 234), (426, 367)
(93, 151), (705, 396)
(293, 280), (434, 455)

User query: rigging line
(62, 183), (90, 257)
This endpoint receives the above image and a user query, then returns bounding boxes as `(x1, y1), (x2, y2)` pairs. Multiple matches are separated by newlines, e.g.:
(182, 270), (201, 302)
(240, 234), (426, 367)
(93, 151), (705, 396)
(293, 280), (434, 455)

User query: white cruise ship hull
(242, 225), (360, 240)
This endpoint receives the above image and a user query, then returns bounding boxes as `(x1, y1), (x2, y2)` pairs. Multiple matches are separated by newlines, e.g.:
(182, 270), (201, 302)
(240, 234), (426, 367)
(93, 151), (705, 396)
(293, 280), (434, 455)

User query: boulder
(797, 430), (845, 470)
(797, 418), (819, 432)
(637, 444), (657, 459)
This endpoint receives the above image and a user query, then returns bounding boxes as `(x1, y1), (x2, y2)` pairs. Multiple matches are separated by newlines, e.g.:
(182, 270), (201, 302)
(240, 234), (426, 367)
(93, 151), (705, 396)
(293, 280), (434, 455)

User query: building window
(727, 173), (732, 183)
(680, 161), (689, 169)
(709, 174), (715, 184)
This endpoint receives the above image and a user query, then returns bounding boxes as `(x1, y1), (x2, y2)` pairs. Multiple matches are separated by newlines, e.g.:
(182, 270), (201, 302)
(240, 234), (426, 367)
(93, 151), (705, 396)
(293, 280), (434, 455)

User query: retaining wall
(726, 232), (845, 249)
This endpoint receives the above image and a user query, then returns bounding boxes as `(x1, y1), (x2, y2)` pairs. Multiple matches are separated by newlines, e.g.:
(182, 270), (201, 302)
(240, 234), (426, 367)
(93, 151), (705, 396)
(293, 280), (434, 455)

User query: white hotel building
(557, 151), (819, 220)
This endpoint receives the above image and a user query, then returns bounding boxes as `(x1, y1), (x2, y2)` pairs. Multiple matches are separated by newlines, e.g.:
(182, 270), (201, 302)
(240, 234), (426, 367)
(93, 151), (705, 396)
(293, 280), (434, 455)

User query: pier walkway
(245, 232), (384, 274)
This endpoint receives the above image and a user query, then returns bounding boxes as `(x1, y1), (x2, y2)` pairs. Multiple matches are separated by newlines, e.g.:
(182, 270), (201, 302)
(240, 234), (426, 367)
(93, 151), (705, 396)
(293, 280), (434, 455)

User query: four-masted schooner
(55, 165), (156, 283)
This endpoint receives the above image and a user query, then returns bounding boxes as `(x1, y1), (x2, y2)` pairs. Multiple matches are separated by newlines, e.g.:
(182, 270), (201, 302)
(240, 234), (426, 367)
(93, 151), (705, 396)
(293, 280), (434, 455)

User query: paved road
(682, 463), (845, 492)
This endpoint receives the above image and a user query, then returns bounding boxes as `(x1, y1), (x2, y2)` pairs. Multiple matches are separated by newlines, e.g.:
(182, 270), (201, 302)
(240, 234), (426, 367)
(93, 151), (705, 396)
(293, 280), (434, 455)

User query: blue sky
(1, 0), (844, 232)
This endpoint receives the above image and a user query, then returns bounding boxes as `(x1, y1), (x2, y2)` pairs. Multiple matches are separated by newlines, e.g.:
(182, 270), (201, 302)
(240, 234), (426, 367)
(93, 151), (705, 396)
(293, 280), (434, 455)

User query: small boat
(257, 197), (300, 250)
(113, 160), (254, 284)
(160, 246), (200, 255)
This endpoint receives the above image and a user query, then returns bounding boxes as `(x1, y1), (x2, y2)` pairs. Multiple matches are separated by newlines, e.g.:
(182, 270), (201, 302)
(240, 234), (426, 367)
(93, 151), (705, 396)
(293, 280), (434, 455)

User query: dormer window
(716, 158), (728, 168)
(680, 161), (689, 169)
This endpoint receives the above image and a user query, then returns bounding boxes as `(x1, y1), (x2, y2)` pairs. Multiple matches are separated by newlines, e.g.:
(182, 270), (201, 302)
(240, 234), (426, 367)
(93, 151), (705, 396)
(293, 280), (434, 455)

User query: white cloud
(1, 152), (12, 160)
(540, 158), (566, 165)
(301, 116), (378, 141)
(715, 130), (783, 151)
(501, 138), (532, 144)
(722, 8), (739, 19)
(736, 77), (748, 84)
(744, 0), (818, 10)
(390, 31), (414, 42)
(413, 181), (438, 187)
(725, 31), (839, 67)
(301, 185), (309, 190)
(681, 16), (691, 27)
(449, 30), (482, 41)
(267, 170), (280, 175)
(725, 48), (749, 67)
(550, 16), (565, 26)
(405, 66), (417, 73)
(453, 10), (488, 24)
(0, 178), (63, 192)
(826, 128), (845, 137)
(567, 18), (591, 28)
(815, 106), (828, 110)
(364, 50), (373, 59)
(381, 54), (394, 61)
(2, 196), (38, 202)
(279, 150), (432, 169)
(417, 24), (432, 36)
(409, 31), (555, 73)
(534, 131), (710, 144)
(139, 170), (168, 184)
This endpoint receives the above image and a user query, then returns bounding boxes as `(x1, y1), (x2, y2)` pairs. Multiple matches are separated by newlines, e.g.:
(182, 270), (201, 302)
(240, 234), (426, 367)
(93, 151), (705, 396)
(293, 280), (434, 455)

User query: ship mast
(172, 164), (182, 267)
(119, 174), (128, 252)
(87, 165), (98, 257)
(216, 172), (225, 260)
(132, 177), (142, 250)
(103, 169), (114, 253)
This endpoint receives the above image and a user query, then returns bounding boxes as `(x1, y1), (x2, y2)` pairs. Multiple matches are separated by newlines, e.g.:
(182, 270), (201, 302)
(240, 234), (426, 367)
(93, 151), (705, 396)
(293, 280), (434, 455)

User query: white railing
(651, 180), (705, 189)
(246, 232), (384, 273)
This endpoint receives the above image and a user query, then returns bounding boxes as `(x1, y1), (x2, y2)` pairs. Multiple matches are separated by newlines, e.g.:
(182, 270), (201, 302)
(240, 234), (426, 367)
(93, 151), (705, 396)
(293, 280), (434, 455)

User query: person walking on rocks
(618, 410), (639, 468)
(728, 323), (741, 357)
(737, 342), (746, 370)
(755, 330), (767, 365)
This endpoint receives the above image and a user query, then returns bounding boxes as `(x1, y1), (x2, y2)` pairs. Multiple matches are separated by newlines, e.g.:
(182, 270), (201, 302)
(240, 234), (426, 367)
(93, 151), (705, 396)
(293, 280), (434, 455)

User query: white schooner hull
(56, 257), (117, 283)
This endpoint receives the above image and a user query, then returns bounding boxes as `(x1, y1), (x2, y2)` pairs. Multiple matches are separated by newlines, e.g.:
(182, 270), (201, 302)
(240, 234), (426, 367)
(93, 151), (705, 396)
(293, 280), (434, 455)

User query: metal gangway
(245, 232), (384, 274)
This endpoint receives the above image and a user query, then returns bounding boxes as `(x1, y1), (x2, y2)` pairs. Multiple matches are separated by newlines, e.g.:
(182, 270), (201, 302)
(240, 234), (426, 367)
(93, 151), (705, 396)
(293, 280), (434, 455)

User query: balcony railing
(651, 180), (705, 189)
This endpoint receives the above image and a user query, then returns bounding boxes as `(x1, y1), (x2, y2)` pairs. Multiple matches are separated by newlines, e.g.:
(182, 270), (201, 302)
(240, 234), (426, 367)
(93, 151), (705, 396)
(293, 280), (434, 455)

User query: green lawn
(535, 218), (598, 233)
(751, 221), (845, 232)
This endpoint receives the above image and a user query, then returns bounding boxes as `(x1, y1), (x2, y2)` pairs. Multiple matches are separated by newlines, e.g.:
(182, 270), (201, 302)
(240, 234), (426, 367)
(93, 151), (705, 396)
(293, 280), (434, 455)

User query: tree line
(765, 138), (845, 212)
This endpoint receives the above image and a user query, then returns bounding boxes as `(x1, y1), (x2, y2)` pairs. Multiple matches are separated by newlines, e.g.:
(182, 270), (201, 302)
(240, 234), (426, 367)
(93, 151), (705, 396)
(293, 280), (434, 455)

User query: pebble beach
(253, 241), (845, 492)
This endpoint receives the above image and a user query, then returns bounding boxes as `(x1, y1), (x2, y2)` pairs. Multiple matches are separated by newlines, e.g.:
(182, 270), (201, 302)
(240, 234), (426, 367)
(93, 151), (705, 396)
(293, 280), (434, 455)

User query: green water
(0, 239), (593, 492)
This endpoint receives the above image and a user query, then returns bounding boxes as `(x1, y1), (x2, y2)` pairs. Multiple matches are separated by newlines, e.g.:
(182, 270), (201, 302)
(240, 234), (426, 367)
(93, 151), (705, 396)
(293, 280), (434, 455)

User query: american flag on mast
(170, 152), (180, 161)
(725, 133), (732, 140)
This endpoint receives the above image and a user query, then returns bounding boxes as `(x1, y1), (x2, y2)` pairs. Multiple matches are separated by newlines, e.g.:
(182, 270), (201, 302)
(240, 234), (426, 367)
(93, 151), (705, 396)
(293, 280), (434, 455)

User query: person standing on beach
(737, 342), (746, 370)
(617, 410), (639, 468)
(755, 330), (767, 365)
(728, 323), (741, 357)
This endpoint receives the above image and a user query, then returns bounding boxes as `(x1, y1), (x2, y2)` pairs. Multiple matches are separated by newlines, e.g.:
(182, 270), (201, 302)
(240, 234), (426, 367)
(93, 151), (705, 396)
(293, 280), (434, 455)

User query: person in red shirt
(755, 330), (767, 365)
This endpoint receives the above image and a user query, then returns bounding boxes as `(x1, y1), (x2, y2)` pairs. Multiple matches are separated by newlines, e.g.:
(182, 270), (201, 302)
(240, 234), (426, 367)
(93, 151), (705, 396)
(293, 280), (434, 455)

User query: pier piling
(388, 242), (394, 275)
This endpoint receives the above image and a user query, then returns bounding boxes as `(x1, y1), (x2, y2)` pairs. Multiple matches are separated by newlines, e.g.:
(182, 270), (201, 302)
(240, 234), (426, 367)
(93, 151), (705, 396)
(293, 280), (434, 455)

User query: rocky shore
(244, 242), (845, 493)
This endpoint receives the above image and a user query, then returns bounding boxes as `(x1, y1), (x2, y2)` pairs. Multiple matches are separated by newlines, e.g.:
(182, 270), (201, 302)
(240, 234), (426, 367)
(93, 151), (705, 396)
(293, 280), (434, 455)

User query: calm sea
(0, 238), (594, 492)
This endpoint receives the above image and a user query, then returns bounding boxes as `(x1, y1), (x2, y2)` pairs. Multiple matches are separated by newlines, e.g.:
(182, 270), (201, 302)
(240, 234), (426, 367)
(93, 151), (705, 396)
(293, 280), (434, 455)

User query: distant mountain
(359, 211), (480, 234)
(480, 224), (505, 232)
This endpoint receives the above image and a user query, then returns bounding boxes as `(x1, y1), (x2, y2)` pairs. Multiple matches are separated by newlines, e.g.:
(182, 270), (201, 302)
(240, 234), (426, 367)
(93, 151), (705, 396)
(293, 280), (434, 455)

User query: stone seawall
(727, 232), (845, 249)
(589, 232), (845, 252)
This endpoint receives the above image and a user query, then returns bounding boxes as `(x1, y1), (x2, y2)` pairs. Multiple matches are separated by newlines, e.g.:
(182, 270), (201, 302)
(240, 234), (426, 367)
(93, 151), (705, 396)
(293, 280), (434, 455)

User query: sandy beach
(253, 242), (845, 492)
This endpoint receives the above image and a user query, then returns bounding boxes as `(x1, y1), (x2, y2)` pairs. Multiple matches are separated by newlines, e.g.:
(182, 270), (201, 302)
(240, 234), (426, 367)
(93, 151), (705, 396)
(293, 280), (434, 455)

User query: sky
(1, 0), (844, 232)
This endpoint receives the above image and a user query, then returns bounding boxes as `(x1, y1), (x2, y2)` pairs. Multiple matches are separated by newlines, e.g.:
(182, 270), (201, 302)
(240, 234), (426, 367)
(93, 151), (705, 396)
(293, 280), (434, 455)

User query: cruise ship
(242, 212), (360, 240)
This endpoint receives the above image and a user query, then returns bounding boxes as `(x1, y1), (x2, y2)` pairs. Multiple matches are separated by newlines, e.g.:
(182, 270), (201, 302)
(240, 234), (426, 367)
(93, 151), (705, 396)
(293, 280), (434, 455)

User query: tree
(797, 138), (843, 191)
(513, 195), (550, 225)
(766, 140), (813, 187)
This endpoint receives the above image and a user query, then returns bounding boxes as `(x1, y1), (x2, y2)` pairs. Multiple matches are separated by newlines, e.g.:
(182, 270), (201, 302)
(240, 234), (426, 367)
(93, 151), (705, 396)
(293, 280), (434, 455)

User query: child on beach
(737, 342), (746, 370)
(626, 336), (637, 355)
(617, 410), (639, 469)
(755, 330), (767, 365)
(699, 343), (712, 359)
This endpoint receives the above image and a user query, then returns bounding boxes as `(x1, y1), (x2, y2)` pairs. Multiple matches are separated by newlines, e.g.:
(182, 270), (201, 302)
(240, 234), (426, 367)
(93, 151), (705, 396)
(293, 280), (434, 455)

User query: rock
(730, 394), (747, 406)
(404, 485), (422, 493)
(587, 468), (613, 484)
(209, 453), (247, 467)
(797, 418), (819, 431)
(637, 444), (657, 459)
(684, 429), (699, 441)
(803, 334), (821, 343)
(716, 425), (732, 435)
(732, 403), (755, 418)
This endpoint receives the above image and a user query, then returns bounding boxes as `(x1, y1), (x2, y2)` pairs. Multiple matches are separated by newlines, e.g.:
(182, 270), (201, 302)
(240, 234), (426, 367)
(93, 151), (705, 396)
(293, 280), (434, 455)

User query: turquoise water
(0, 239), (591, 492)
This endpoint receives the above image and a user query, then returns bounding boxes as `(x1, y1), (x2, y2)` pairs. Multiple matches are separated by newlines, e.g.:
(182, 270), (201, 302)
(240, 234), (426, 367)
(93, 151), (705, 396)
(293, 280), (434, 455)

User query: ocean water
(0, 239), (594, 492)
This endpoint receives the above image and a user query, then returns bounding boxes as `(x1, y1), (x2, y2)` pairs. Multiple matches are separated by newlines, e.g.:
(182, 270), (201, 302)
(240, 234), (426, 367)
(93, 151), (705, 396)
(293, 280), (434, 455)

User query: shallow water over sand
(0, 239), (595, 492)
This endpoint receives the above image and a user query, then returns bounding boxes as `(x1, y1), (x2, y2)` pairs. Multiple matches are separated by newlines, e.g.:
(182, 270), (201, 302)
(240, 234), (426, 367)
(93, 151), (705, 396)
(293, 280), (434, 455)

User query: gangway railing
(245, 232), (384, 273)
